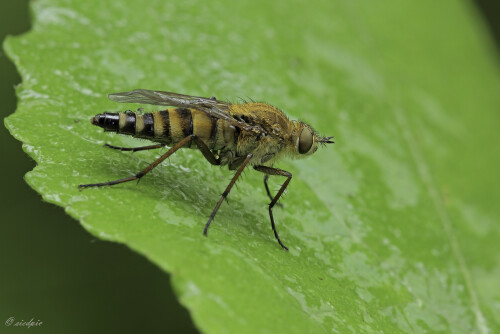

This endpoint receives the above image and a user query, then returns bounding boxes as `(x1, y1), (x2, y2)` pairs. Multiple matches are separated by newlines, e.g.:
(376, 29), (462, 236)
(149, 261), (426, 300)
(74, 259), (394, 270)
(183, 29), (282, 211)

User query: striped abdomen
(91, 108), (237, 150)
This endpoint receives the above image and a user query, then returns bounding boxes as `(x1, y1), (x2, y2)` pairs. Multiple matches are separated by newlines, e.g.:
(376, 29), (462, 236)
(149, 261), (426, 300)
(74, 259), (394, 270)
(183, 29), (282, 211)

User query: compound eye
(298, 127), (313, 154)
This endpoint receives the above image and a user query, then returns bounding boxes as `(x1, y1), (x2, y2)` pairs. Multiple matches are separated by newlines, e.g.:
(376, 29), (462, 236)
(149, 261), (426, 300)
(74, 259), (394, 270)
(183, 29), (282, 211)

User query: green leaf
(4, 0), (500, 332)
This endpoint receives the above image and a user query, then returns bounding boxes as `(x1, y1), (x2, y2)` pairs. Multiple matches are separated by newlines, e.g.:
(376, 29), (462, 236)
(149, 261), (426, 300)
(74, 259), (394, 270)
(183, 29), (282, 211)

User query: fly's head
(288, 121), (334, 158)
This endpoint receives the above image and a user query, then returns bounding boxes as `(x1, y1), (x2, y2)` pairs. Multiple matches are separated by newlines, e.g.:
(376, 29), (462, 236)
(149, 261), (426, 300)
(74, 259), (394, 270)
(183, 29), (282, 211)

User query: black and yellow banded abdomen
(91, 108), (237, 150)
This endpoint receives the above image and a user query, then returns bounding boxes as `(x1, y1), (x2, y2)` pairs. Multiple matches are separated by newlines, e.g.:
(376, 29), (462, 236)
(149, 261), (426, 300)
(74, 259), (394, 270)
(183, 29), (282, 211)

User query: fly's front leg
(263, 174), (283, 208)
(254, 165), (292, 250)
(204, 153), (253, 235)
(79, 135), (194, 189)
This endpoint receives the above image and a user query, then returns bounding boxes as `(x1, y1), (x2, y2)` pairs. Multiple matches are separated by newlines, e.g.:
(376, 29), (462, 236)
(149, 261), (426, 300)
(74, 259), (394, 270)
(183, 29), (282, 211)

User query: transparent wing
(108, 89), (256, 131)
(109, 89), (231, 109)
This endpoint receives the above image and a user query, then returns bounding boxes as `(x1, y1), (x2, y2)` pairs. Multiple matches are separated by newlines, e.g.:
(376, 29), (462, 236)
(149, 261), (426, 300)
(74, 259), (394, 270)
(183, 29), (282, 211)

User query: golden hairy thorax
(228, 103), (296, 166)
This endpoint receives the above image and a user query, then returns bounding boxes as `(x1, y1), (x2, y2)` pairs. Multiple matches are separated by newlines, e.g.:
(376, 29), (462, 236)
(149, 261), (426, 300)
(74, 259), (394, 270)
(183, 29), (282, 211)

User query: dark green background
(1, 1), (498, 333)
(0, 1), (197, 333)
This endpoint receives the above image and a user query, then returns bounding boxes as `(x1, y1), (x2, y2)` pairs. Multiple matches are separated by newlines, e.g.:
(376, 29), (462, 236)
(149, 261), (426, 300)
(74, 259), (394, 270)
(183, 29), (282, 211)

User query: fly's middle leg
(204, 153), (253, 236)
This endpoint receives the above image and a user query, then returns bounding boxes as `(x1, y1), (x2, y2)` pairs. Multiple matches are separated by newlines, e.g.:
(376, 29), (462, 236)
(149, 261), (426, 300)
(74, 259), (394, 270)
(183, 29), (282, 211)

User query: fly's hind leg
(191, 136), (220, 166)
(254, 166), (292, 250)
(104, 143), (165, 152)
(79, 135), (211, 189)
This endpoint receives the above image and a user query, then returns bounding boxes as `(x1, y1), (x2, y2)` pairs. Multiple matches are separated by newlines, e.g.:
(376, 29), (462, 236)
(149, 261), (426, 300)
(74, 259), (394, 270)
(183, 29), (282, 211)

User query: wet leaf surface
(4, 0), (500, 332)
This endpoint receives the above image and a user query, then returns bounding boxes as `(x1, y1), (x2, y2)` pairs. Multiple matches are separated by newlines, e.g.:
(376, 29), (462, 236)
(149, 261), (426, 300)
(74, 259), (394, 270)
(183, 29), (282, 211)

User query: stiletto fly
(79, 89), (334, 250)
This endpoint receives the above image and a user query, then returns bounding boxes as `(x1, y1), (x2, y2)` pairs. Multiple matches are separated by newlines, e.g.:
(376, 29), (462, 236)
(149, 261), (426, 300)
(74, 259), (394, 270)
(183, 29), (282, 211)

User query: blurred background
(0, 1), (498, 333)
(0, 2), (198, 333)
